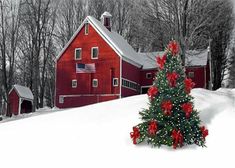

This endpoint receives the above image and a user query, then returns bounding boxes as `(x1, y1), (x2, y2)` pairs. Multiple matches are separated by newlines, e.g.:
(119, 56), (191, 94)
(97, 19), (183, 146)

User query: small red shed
(7, 85), (34, 116)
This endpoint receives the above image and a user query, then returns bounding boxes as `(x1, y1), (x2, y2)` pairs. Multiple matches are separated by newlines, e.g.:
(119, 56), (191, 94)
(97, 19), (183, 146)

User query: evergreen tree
(130, 41), (208, 149)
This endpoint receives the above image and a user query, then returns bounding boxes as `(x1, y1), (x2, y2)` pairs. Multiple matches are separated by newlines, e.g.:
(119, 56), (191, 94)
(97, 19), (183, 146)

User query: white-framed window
(146, 73), (152, 79)
(113, 78), (119, 87)
(91, 47), (99, 59)
(85, 23), (89, 35)
(75, 48), (82, 60)
(59, 96), (64, 104)
(121, 78), (140, 92)
(72, 79), (77, 88)
(188, 72), (195, 78)
(92, 79), (98, 87)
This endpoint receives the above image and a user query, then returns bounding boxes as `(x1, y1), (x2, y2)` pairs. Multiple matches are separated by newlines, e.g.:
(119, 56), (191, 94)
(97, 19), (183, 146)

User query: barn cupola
(101, 11), (112, 31)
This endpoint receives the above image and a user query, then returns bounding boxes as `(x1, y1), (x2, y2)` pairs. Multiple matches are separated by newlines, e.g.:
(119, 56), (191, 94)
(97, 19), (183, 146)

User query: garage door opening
(21, 100), (33, 114)
(141, 87), (150, 94)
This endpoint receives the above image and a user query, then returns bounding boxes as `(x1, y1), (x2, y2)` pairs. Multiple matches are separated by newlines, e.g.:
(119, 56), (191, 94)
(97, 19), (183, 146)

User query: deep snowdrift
(0, 88), (234, 168)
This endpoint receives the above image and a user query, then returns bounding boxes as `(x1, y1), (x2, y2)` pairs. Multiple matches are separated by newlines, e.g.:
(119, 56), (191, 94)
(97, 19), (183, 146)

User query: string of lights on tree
(130, 41), (208, 149)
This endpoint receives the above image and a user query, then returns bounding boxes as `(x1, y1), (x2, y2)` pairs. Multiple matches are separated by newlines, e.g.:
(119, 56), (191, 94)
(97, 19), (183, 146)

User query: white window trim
(146, 73), (152, 79)
(92, 79), (98, 88)
(85, 23), (89, 35)
(59, 96), (64, 104)
(113, 78), (119, 87)
(91, 47), (99, 59)
(74, 48), (82, 60)
(72, 79), (77, 88)
(121, 78), (139, 91)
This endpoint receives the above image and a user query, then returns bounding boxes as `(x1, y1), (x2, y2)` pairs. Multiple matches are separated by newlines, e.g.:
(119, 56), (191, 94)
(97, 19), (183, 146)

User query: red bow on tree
(156, 54), (167, 70)
(184, 78), (195, 94)
(181, 102), (193, 119)
(171, 129), (183, 149)
(167, 72), (179, 87)
(148, 120), (158, 136)
(130, 127), (140, 145)
(161, 100), (173, 116)
(147, 86), (158, 101)
(200, 126), (209, 139)
(168, 41), (179, 56)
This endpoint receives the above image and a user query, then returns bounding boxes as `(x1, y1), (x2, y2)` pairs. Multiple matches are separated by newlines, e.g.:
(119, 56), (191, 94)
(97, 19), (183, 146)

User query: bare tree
(55, 0), (86, 49)
(88, 0), (107, 19)
(0, 0), (22, 116)
(138, 0), (234, 89)
(39, 2), (57, 108)
(20, 0), (53, 110)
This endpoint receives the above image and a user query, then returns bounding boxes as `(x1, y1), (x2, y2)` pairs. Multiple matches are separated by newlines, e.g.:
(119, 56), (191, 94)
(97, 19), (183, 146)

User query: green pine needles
(130, 41), (208, 149)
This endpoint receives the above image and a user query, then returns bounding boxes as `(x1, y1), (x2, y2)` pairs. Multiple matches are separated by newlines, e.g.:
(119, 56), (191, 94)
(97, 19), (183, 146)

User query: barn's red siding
(56, 23), (120, 108)
(121, 60), (140, 97)
(9, 89), (19, 115)
(140, 69), (157, 87)
(139, 66), (208, 92)
(122, 61), (140, 83)
(186, 66), (206, 88)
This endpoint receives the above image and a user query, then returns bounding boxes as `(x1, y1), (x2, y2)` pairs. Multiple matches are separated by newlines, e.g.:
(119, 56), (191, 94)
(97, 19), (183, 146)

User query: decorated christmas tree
(130, 41), (208, 149)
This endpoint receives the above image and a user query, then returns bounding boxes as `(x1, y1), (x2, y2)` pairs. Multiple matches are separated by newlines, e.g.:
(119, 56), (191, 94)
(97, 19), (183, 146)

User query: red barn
(7, 85), (34, 116)
(55, 12), (210, 109)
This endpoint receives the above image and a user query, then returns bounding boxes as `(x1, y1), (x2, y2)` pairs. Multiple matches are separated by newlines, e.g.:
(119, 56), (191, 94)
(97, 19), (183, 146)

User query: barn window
(113, 78), (119, 87)
(59, 96), (64, 104)
(188, 72), (194, 78)
(75, 48), (82, 60)
(72, 79), (77, 88)
(91, 47), (99, 59)
(92, 79), (98, 87)
(146, 73), (152, 79)
(121, 78), (139, 91)
(85, 23), (89, 35)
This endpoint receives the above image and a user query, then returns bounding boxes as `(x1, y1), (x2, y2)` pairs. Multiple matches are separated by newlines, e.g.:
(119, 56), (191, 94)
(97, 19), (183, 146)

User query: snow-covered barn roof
(56, 14), (208, 69)
(11, 85), (34, 100)
(138, 50), (208, 69)
(138, 52), (165, 69)
(185, 49), (208, 67)
(56, 15), (142, 67)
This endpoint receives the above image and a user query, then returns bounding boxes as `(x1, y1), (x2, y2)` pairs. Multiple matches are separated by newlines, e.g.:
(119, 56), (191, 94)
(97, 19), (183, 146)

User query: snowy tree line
(0, 0), (234, 113)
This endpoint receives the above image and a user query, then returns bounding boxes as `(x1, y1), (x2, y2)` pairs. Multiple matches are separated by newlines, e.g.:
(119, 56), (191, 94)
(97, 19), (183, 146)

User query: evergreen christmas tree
(130, 41), (208, 149)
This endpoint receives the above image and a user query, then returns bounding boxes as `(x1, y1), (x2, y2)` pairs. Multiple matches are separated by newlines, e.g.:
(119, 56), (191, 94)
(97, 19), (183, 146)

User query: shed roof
(11, 85), (34, 100)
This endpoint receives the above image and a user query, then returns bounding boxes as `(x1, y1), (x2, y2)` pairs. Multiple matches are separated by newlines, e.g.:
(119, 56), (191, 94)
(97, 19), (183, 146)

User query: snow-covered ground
(0, 88), (234, 168)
